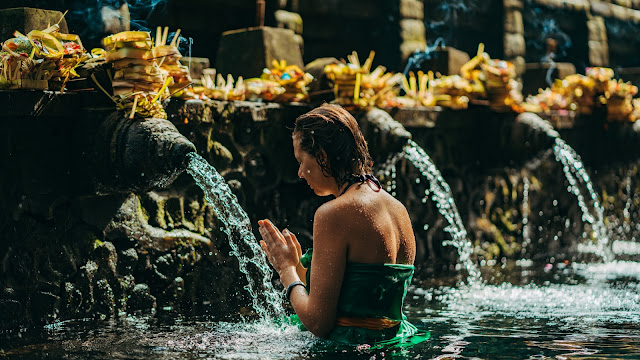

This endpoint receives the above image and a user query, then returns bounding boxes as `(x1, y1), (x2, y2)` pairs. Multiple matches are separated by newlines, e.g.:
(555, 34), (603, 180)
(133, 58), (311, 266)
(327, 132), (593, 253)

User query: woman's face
(293, 135), (337, 197)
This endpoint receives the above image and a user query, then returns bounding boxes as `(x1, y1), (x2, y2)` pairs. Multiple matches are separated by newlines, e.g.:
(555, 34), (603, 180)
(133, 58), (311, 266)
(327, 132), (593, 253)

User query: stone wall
(2, 89), (640, 329)
(298, 0), (425, 71)
(521, 0), (640, 69)
(0, 93), (314, 331)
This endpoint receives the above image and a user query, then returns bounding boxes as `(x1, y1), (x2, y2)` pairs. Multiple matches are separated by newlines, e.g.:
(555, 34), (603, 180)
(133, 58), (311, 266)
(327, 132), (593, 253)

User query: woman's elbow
(306, 321), (334, 338)
(299, 311), (335, 338)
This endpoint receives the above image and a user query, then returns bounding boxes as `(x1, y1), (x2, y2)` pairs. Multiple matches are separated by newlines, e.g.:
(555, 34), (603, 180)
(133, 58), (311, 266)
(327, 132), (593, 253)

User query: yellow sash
(335, 317), (401, 331)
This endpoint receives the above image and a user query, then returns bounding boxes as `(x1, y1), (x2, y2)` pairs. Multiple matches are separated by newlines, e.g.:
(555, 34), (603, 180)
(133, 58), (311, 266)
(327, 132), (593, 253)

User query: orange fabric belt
(335, 317), (401, 331)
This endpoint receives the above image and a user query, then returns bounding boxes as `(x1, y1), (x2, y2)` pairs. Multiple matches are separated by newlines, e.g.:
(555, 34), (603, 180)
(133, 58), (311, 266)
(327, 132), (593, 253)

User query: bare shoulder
(314, 196), (359, 224)
(317, 188), (410, 225)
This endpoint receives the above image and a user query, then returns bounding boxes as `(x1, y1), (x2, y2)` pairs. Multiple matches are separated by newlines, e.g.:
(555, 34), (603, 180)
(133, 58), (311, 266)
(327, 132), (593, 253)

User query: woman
(258, 104), (427, 345)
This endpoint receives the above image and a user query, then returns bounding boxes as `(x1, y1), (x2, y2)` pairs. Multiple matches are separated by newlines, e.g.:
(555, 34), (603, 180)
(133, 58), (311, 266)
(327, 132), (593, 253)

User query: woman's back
(324, 182), (416, 266)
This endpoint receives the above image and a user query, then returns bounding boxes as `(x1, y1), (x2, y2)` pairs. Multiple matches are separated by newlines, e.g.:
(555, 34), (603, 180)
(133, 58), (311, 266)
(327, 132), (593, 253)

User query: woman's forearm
(279, 266), (333, 337)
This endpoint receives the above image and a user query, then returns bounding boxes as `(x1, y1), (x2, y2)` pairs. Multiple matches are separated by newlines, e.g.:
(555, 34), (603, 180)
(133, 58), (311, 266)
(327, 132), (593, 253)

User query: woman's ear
(316, 148), (333, 178)
(319, 149), (330, 167)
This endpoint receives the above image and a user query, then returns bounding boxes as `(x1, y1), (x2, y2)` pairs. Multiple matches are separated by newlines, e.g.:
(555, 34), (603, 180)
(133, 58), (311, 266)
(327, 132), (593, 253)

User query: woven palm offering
(196, 68), (247, 101)
(629, 99), (640, 122)
(459, 43), (489, 100)
(552, 74), (596, 114)
(260, 59), (313, 102)
(586, 67), (614, 94)
(325, 51), (399, 108)
(520, 87), (569, 114)
(379, 71), (426, 108)
(101, 30), (171, 119)
(154, 27), (195, 99)
(364, 64), (403, 108)
(605, 79), (637, 122)
(244, 77), (285, 102)
(1, 24), (88, 90)
(324, 51), (371, 107)
(481, 59), (522, 111)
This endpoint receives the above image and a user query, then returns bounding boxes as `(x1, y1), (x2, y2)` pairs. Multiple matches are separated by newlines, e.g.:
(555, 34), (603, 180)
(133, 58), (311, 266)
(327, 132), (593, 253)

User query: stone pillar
(400, 0), (427, 62)
(0, 7), (69, 42)
(298, 0), (425, 71)
(587, 15), (609, 67)
(503, 0), (526, 76)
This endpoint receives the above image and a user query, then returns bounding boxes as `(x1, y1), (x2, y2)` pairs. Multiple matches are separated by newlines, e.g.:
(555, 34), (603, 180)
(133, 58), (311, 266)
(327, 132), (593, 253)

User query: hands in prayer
(258, 219), (303, 283)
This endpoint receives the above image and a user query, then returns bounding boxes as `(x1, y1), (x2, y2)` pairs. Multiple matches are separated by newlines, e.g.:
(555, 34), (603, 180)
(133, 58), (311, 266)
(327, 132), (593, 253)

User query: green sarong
(291, 249), (430, 347)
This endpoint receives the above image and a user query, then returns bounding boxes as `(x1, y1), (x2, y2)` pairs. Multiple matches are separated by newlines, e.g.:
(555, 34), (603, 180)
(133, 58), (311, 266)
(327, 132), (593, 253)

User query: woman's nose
(298, 166), (304, 179)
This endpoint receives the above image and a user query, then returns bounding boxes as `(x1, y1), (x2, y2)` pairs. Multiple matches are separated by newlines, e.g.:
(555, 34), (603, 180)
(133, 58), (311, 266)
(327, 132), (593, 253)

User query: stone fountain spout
(513, 112), (559, 147)
(95, 112), (197, 193)
(357, 107), (412, 159)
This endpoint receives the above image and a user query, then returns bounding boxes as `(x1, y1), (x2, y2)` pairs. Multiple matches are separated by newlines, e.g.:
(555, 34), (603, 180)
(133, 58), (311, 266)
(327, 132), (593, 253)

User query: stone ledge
(532, 0), (640, 22)
(0, 90), (115, 118)
(165, 98), (311, 125)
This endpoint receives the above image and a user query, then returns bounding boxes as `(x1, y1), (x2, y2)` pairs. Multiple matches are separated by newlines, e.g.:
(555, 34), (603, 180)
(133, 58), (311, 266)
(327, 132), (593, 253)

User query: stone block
(400, 0), (424, 20)
(215, 27), (304, 79)
(415, 46), (470, 76)
(589, 40), (609, 67)
(504, 9), (524, 34)
(298, 0), (381, 19)
(0, 7), (69, 42)
(503, 0), (524, 10)
(400, 19), (426, 42)
(587, 17), (607, 42)
(274, 9), (303, 34)
(504, 32), (526, 58)
(615, 0), (631, 7)
(591, 1), (612, 18)
(564, 0), (588, 11)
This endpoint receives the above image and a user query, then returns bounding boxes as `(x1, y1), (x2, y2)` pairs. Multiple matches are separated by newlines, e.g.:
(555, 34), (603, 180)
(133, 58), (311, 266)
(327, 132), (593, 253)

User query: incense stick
(57, 10), (69, 25)
(162, 27), (169, 46)
(129, 94), (139, 119)
(170, 29), (181, 47)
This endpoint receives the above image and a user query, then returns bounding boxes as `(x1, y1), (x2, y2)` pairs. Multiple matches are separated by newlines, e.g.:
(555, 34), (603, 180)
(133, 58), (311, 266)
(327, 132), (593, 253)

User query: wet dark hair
(293, 103), (373, 188)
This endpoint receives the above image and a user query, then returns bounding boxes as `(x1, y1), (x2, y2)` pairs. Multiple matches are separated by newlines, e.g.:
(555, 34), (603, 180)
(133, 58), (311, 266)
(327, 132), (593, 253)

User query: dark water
(3, 258), (639, 360)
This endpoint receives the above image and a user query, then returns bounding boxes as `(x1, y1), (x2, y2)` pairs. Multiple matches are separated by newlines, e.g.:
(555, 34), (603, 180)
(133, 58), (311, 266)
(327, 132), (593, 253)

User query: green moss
(93, 239), (105, 250)
(136, 195), (150, 223)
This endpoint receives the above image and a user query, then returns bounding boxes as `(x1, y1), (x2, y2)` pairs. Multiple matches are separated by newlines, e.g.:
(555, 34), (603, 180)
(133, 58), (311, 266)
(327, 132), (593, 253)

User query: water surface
(4, 259), (639, 360)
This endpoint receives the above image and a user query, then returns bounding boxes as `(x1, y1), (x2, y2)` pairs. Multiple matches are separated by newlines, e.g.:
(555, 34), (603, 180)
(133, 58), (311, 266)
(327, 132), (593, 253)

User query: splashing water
(380, 140), (481, 283)
(554, 138), (612, 260)
(518, 113), (612, 261)
(186, 153), (284, 320)
(522, 175), (531, 248)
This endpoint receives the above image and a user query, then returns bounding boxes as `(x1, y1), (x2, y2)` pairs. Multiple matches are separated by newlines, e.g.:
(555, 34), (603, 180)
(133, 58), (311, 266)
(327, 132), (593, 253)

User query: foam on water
(573, 260), (640, 281)
(435, 281), (640, 325)
(161, 322), (318, 360)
